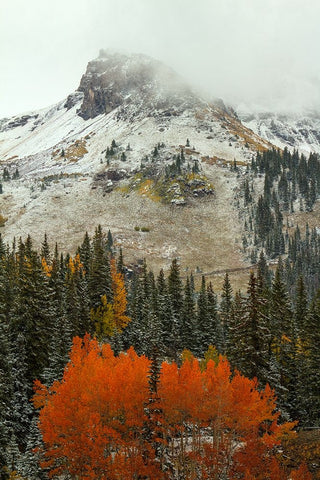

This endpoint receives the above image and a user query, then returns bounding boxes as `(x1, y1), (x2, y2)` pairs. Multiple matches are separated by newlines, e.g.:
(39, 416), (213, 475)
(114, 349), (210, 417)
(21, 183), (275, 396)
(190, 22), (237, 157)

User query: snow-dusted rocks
(238, 107), (320, 155)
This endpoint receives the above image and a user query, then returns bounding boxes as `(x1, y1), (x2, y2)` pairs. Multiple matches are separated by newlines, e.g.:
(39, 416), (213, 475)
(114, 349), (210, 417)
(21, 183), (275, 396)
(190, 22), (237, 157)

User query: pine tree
(142, 347), (167, 472)
(270, 262), (296, 417)
(88, 226), (112, 309)
(239, 272), (270, 382)
(7, 333), (33, 455)
(300, 290), (320, 425)
(206, 281), (223, 352)
(78, 231), (92, 274)
(11, 239), (51, 383)
(257, 250), (271, 292)
(167, 259), (183, 353)
(220, 273), (233, 352)
(40, 233), (50, 262)
(181, 276), (196, 352)
(226, 290), (245, 367)
(117, 247), (124, 274)
(294, 275), (308, 335)
(167, 259), (183, 320)
(123, 269), (151, 355)
(42, 245), (71, 385)
(196, 276), (210, 355)
(155, 269), (174, 356)
(0, 283), (10, 479)
(21, 416), (47, 479)
(107, 229), (113, 252)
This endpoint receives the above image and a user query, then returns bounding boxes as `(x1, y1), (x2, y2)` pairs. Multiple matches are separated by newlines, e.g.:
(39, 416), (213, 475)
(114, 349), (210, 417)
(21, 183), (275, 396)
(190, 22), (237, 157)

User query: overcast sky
(1, 0), (320, 118)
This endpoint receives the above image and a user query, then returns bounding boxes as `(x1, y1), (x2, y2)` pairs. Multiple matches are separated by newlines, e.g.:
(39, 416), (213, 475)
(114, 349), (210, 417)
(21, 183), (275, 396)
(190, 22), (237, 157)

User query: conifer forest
(1, 148), (320, 479)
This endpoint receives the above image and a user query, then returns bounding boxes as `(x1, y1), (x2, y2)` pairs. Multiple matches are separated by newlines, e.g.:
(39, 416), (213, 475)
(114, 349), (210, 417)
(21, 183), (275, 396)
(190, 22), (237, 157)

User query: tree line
(241, 147), (320, 261)
(0, 227), (319, 478)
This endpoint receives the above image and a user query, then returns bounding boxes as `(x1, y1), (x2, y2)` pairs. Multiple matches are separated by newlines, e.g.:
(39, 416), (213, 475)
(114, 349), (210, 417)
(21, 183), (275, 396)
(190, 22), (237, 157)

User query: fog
(1, 0), (320, 118)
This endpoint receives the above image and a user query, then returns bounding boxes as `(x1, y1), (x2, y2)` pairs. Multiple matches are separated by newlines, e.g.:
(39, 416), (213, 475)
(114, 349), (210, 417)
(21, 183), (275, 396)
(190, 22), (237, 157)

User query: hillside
(238, 106), (320, 155)
(0, 51), (274, 275)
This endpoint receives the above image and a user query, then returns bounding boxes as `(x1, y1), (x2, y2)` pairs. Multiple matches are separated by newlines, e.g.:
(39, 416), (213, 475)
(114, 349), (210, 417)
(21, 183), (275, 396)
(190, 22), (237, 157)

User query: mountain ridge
(0, 50), (317, 281)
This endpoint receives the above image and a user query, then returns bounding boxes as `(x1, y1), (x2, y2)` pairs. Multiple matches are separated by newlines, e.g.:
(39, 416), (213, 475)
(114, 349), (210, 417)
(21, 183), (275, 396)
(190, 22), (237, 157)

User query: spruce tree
(301, 290), (320, 426)
(270, 262), (296, 417)
(239, 272), (270, 382)
(167, 259), (183, 352)
(220, 273), (233, 352)
(40, 233), (50, 262)
(196, 276), (210, 355)
(181, 276), (196, 352)
(88, 226), (112, 309)
(78, 231), (92, 275)
(206, 281), (223, 352)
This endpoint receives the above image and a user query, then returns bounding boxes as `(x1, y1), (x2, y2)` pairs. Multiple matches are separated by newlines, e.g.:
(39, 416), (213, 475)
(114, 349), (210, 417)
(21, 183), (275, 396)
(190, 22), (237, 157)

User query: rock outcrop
(76, 50), (203, 120)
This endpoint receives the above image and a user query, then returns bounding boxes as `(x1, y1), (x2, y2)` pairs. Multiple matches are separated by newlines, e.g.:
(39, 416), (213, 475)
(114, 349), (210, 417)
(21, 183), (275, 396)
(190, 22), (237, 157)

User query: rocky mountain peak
(76, 50), (203, 120)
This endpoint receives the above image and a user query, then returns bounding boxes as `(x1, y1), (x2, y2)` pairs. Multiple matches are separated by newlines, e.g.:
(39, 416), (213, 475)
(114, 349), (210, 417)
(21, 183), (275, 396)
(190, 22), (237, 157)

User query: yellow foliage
(200, 345), (220, 371)
(53, 139), (88, 162)
(41, 257), (52, 277)
(0, 214), (8, 227)
(111, 259), (131, 331)
(278, 429), (320, 479)
(68, 253), (84, 275)
(91, 262), (131, 339)
(91, 295), (115, 339)
(281, 334), (292, 343)
(8, 471), (25, 480)
(138, 179), (162, 202)
(181, 349), (195, 363)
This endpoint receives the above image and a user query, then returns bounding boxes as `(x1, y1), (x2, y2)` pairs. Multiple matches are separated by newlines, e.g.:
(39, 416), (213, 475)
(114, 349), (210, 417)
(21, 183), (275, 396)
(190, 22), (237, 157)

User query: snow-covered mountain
(0, 51), (298, 274)
(0, 51), (273, 176)
(238, 105), (320, 155)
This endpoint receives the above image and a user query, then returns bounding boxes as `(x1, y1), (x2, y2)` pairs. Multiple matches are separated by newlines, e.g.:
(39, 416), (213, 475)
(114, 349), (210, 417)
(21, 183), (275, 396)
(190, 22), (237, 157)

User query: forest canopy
(33, 335), (309, 480)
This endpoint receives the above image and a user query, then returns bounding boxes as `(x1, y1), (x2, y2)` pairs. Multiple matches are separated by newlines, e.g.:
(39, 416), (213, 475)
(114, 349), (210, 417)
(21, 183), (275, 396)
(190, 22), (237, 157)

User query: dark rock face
(5, 114), (38, 130)
(64, 91), (84, 110)
(76, 51), (200, 120)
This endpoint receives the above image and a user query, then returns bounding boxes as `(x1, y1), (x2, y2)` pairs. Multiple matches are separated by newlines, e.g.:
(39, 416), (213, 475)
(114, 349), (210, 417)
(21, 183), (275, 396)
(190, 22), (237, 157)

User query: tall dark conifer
(181, 276), (196, 352)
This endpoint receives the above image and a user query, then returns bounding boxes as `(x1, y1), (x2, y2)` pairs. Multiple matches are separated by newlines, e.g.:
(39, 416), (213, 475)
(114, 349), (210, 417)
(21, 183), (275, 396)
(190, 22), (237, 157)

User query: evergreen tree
(7, 333), (33, 455)
(206, 281), (223, 351)
(78, 231), (92, 275)
(142, 347), (167, 472)
(155, 269), (174, 356)
(2, 168), (10, 182)
(11, 239), (51, 384)
(167, 259), (183, 350)
(181, 276), (196, 352)
(21, 416), (47, 479)
(196, 276), (210, 355)
(0, 282), (10, 479)
(270, 262), (296, 417)
(117, 247), (124, 274)
(239, 273), (270, 382)
(220, 273), (233, 352)
(300, 290), (320, 425)
(88, 226), (112, 309)
(294, 276), (308, 335)
(40, 233), (50, 262)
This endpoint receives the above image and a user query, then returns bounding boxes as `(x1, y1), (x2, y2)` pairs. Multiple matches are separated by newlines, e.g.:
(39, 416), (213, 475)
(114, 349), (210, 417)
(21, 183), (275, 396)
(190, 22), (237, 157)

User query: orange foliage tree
(33, 337), (311, 480)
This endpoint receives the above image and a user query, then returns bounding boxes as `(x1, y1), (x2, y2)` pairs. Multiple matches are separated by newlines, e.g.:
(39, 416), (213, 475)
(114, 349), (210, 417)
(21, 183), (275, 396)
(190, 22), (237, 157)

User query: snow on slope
(238, 105), (320, 155)
(0, 51), (275, 274)
(0, 94), (267, 181)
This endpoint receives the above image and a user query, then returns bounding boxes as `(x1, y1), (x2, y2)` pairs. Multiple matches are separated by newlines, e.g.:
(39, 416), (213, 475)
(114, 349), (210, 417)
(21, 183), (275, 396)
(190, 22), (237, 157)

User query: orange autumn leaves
(33, 336), (311, 480)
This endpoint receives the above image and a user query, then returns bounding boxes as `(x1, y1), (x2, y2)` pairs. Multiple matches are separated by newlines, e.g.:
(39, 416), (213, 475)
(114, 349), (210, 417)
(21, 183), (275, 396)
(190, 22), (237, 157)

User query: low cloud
(1, 0), (319, 117)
